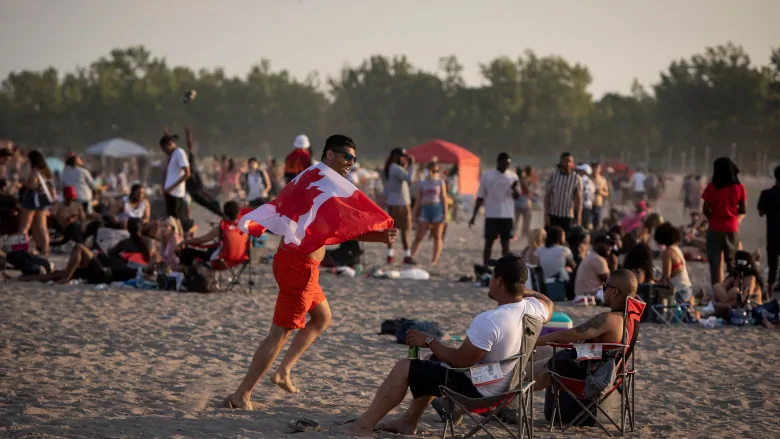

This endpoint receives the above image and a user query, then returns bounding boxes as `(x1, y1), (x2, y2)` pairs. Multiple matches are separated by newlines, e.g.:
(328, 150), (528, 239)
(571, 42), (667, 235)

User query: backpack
(185, 263), (219, 293)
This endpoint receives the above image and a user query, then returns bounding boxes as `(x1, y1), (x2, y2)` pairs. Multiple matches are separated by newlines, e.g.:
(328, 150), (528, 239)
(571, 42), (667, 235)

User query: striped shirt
(547, 170), (582, 218)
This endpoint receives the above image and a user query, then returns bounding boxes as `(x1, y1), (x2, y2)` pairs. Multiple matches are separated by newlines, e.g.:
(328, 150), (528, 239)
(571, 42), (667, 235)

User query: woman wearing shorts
(19, 150), (55, 255)
(410, 162), (448, 265)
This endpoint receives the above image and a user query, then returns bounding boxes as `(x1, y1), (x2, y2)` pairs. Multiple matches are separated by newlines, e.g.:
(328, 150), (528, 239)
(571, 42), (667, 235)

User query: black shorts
(73, 257), (111, 284)
(548, 215), (572, 234)
(164, 194), (187, 219)
(407, 359), (482, 400)
(485, 218), (514, 242)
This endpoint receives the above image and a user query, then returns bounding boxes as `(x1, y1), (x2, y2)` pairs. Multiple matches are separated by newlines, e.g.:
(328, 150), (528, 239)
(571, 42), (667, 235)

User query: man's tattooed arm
(575, 313), (607, 333)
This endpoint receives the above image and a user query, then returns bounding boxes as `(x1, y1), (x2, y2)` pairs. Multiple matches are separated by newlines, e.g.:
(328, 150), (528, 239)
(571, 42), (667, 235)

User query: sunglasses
(331, 150), (357, 163)
(602, 283), (622, 295)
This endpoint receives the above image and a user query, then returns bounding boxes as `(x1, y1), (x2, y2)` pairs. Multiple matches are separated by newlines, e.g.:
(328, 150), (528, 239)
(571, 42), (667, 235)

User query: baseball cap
(390, 148), (408, 157)
(63, 186), (77, 201)
(487, 252), (529, 287)
(159, 133), (179, 147)
(593, 234), (614, 246)
(576, 163), (592, 175)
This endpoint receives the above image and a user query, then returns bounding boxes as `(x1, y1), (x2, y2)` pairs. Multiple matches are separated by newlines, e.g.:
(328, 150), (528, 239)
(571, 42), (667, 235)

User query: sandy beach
(3, 175), (780, 438)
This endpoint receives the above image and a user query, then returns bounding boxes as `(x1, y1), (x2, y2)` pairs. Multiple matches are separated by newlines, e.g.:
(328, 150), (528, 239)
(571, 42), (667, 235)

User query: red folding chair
(190, 211), (252, 293)
(546, 296), (646, 437)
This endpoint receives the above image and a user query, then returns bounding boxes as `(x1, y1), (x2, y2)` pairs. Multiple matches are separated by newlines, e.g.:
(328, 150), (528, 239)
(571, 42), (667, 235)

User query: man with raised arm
(225, 134), (398, 409)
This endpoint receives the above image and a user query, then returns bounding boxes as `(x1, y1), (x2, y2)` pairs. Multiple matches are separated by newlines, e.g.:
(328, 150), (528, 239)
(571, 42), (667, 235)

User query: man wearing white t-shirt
(159, 133), (191, 224)
(631, 167), (647, 203)
(336, 253), (552, 437)
(469, 152), (521, 267)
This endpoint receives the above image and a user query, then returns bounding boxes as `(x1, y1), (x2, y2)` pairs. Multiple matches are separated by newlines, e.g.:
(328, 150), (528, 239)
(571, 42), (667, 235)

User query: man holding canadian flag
(225, 134), (398, 409)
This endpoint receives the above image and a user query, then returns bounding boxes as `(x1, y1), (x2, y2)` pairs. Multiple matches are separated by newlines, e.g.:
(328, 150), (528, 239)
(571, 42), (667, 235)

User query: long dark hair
(711, 157), (740, 189)
(384, 154), (398, 179)
(28, 150), (52, 179)
(126, 218), (150, 262)
(622, 243), (654, 283)
(128, 183), (143, 203)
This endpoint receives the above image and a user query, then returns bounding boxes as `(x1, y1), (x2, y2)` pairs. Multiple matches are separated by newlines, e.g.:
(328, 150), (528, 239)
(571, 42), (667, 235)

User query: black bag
(380, 318), (412, 335)
(395, 320), (444, 344)
(185, 264), (219, 293)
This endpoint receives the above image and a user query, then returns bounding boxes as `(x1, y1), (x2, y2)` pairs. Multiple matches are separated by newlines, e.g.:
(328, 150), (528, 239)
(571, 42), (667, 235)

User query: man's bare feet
(376, 417), (417, 435)
(330, 422), (374, 438)
(271, 371), (299, 393)
(223, 393), (254, 410)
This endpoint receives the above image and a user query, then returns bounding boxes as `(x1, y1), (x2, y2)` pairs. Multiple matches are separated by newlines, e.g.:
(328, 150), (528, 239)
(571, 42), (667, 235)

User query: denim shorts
(419, 204), (445, 223)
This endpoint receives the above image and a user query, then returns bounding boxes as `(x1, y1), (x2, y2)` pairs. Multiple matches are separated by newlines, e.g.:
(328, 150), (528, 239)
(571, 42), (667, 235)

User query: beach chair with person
(544, 295), (645, 436)
(437, 315), (543, 439)
(178, 201), (251, 292)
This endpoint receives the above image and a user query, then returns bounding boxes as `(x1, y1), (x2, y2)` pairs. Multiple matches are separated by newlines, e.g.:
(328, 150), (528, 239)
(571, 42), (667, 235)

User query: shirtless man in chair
(532, 268), (638, 391)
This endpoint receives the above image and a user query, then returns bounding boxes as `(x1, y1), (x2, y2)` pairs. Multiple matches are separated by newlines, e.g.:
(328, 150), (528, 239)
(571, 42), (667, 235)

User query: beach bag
(395, 320), (444, 344)
(380, 318), (413, 335)
(728, 308), (748, 326)
(4, 233), (30, 253)
(185, 263), (219, 293)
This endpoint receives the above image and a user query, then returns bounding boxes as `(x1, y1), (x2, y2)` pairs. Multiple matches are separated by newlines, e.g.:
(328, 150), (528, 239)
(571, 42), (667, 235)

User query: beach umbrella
(45, 157), (65, 174)
(84, 138), (150, 158)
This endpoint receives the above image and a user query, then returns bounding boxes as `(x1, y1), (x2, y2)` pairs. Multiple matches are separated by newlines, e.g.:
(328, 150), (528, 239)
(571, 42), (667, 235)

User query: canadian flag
(239, 162), (394, 254)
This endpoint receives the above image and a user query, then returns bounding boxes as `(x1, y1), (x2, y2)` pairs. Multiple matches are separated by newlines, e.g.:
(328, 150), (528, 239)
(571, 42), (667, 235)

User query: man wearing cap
(470, 152), (520, 268)
(576, 163), (595, 229)
(383, 147), (416, 264)
(335, 253), (553, 437)
(284, 134), (313, 183)
(159, 132), (191, 230)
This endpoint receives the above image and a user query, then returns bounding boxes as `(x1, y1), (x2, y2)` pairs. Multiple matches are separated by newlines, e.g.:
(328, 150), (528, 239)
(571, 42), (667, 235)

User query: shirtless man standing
(226, 134), (398, 409)
(532, 268), (638, 391)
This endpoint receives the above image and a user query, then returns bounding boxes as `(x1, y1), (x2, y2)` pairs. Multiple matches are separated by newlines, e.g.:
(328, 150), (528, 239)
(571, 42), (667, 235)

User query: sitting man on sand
(531, 268), (638, 391)
(335, 253), (553, 437)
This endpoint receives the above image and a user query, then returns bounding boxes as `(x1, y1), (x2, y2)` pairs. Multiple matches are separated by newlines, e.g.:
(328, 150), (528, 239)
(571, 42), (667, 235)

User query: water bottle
(354, 264), (362, 277)
(673, 305), (683, 324)
(135, 268), (144, 289)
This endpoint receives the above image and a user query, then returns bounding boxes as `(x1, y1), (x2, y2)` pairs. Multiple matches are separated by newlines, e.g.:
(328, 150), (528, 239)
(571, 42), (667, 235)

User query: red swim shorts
(272, 248), (326, 329)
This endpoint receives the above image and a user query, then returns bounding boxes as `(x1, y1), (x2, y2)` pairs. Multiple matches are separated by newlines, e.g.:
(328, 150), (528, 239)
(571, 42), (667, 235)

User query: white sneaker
(573, 296), (589, 306)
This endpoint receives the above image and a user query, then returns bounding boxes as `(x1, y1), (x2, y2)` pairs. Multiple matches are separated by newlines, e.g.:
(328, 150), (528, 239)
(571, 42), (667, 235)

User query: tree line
(0, 43), (778, 165)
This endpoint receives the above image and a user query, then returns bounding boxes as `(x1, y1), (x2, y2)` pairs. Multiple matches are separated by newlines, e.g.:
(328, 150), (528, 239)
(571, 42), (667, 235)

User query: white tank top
(119, 196), (148, 220)
(669, 246), (692, 290)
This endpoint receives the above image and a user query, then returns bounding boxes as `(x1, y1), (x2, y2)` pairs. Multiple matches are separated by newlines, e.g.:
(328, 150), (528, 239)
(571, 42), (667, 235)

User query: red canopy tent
(406, 139), (480, 195)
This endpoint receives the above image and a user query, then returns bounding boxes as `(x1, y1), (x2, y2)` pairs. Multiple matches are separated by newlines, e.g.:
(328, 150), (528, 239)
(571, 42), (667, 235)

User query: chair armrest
(438, 353), (524, 372)
(547, 342), (627, 350)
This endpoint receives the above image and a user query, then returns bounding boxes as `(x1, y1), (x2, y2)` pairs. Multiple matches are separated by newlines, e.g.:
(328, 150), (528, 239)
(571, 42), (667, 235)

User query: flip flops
(288, 418), (323, 433)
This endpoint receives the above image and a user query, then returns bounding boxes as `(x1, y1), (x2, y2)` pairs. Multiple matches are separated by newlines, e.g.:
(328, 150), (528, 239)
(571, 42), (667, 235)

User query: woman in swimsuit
(18, 150), (55, 255)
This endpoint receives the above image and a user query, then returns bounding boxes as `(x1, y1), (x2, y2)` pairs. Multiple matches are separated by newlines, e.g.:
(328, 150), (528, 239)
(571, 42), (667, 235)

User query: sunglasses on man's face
(602, 283), (622, 295)
(332, 150), (357, 163)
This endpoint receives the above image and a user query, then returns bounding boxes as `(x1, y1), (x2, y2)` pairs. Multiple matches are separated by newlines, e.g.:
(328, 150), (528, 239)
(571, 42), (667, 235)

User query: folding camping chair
(190, 217), (251, 293)
(438, 315), (543, 439)
(546, 296), (645, 437)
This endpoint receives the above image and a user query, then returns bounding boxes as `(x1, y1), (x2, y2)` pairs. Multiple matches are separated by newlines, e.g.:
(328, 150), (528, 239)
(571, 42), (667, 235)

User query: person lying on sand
(531, 268), (638, 392)
(16, 218), (155, 285)
(333, 253), (553, 438)
(225, 135), (398, 409)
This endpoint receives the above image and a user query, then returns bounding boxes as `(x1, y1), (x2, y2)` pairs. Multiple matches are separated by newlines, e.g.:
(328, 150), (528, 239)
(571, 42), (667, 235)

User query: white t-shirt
(164, 148), (190, 198)
(535, 245), (573, 280)
(465, 300), (550, 396)
(631, 172), (647, 193)
(477, 168), (519, 219)
(246, 171), (267, 200)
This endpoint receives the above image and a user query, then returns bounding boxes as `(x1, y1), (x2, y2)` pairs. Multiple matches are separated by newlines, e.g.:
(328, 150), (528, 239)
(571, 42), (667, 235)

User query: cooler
(541, 311), (573, 337)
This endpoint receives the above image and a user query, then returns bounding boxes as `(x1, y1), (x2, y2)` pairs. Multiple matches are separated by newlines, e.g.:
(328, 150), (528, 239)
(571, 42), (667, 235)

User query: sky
(1, 0), (779, 97)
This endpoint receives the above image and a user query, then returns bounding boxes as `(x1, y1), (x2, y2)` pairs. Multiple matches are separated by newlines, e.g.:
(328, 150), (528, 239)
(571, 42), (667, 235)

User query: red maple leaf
(274, 167), (326, 223)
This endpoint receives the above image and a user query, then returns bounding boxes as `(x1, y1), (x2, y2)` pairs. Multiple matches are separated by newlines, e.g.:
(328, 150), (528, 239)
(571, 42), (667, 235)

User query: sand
(2, 175), (780, 438)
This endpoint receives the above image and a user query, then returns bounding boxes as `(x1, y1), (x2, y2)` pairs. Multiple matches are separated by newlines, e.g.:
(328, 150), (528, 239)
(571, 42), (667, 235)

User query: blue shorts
(419, 204), (445, 223)
(675, 287), (692, 302)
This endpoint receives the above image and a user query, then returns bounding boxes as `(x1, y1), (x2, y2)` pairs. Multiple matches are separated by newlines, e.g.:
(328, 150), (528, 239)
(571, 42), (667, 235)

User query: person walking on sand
(383, 148), (417, 264)
(758, 165), (780, 299)
(225, 135), (398, 408)
(469, 152), (520, 268)
(544, 152), (582, 234)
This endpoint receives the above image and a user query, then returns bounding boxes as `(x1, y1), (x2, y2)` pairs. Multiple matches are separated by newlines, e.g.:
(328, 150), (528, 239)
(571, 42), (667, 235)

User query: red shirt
(701, 182), (746, 233)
